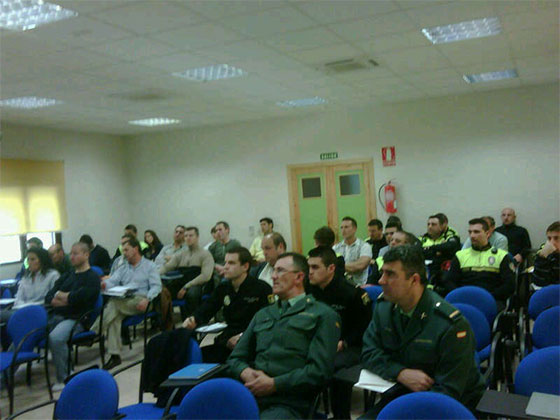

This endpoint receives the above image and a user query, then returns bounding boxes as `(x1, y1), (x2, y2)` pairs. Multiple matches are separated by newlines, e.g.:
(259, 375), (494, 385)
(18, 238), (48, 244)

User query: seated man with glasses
(227, 252), (340, 419)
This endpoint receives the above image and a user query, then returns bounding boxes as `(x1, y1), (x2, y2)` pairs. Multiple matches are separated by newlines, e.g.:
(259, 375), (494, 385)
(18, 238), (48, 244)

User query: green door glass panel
(335, 169), (368, 241)
(297, 172), (328, 255)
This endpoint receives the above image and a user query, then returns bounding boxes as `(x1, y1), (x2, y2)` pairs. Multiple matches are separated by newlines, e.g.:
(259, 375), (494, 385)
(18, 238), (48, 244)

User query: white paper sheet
(354, 369), (396, 393)
(196, 322), (228, 333)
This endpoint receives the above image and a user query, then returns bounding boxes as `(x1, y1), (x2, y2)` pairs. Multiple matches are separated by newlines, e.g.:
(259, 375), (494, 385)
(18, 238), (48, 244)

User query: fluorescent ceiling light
(128, 118), (181, 127)
(172, 64), (247, 82)
(463, 69), (518, 83)
(0, 0), (77, 31)
(422, 17), (501, 44)
(0, 96), (62, 108)
(277, 97), (328, 108)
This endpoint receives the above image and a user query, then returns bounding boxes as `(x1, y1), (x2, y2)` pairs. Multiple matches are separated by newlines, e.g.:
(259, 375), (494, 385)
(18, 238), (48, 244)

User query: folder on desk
(526, 392), (560, 419)
(104, 285), (136, 297)
(168, 363), (220, 381)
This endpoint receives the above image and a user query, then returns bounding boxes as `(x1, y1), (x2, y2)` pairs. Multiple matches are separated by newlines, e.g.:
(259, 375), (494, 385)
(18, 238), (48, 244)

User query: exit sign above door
(320, 152), (338, 160)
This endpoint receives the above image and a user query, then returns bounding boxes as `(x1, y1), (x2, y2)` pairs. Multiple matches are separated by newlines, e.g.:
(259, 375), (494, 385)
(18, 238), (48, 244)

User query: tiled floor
(1, 316), (368, 419)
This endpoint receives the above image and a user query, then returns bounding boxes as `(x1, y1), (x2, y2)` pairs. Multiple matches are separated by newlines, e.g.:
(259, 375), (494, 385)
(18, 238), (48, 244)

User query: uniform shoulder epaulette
(433, 299), (462, 323)
(377, 292), (385, 301)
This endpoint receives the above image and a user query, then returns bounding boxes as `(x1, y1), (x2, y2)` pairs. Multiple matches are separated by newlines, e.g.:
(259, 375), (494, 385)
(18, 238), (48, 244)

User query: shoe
(52, 383), (64, 392)
(103, 355), (122, 370)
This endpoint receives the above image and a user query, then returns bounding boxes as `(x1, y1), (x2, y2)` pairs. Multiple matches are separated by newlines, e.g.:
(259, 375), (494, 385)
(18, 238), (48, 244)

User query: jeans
(48, 315), (83, 383)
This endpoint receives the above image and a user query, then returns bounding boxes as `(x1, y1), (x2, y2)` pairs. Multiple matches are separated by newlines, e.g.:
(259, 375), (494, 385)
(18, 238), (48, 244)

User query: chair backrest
(90, 266), (103, 277)
(188, 338), (203, 364)
(446, 286), (497, 326)
(7, 305), (47, 352)
(176, 378), (259, 419)
(532, 306), (560, 349)
(54, 369), (119, 420)
(2, 288), (12, 298)
(515, 346), (560, 396)
(529, 285), (560, 320)
(363, 285), (383, 311)
(453, 303), (491, 352)
(82, 294), (103, 329)
(377, 392), (475, 420)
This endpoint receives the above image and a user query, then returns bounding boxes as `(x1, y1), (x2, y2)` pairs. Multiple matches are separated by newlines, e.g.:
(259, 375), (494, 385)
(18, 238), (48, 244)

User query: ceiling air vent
(321, 57), (379, 74)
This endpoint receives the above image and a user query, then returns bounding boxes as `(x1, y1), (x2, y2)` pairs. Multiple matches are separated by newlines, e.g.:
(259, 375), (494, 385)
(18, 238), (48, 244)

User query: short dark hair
(123, 237), (141, 253)
(308, 246), (337, 268)
(368, 219), (383, 229)
(265, 232), (286, 250)
(482, 216), (496, 228)
(278, 252), (309, 276)
(385, 221), (402, 231)
(79, 234), (93, 247)
(469, 218), (489, 231)
(121, 233), (134, 240)
(547, 221), (560, 233)
(387, 215), (401, 225)
(26, 237), (43, 248)
(226, 246), (253, 271)
(428, 214), (446, 225)
(175, 225), (186, 231)
(342, 216), (357, 228)
(314, 226), (336, 247)
(394, 230), (421, 246)
(260, 217), (273, 227)
(186, 226), (199, 236)
(124, 224), (137, 234)
(216, 221), (230, 230)
(383, 245), (427, 285)
(210, 226), (216, 234)
(27, 247), (53, 275)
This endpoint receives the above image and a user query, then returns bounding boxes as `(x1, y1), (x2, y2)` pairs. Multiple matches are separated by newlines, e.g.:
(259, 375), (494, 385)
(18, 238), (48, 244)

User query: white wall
(0, 124), (129, 279)
(127, 83), (559, 250)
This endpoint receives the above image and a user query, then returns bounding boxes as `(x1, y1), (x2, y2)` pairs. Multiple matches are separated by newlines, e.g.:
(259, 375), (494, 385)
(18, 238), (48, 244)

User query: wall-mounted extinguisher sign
(379, 181), (397, 214)
(382, 146), (396, 167)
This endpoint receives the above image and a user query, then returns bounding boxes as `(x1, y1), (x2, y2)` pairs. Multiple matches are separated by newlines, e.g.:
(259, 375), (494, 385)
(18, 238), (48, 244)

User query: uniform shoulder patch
(434, 300), (462, 323)
(267, 294), (275, 304)
(361, 292), (371, 305)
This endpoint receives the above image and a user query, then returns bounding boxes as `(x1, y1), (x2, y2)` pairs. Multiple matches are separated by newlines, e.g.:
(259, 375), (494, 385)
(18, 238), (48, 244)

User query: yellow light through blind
(0, 159), (68, 235)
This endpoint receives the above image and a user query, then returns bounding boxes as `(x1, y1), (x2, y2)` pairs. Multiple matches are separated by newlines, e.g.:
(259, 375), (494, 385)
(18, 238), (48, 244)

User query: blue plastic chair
(377, 392), (475, 420)
(446, 286), (497, 327)
(363, 285), (383, 311)
(90, 266), (104, 277)
(453, 303), (491, 362)
(532, 306), (560, 350)
(7, 368), (119, 420)
(0, 305), (52, 414)
(117, 338), (203, 419)
(528, 284), (560, 320)
(67, 293), (105, 369)
(122, 298), (160, 350)
(515, 346), (560, 396)
(176, 378), (259, 419)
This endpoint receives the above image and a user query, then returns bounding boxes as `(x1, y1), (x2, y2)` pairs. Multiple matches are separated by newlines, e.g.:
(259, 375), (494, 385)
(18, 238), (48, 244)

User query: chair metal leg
(45, 351), (53, 400)
(74, 345), (79, 365)
(9, 365), (15, 414)
(26, 362), (32, 385)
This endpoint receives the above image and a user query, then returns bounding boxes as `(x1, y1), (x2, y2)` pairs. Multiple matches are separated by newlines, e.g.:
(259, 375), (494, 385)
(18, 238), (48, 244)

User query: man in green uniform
(443, 218), (515, 310)
(361, 245), (484, 417)
(227, 252), (340, 419)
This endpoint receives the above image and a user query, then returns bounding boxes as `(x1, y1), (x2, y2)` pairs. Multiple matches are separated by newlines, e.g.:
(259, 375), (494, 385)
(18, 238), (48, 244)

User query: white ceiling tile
(138, 51), (212, 73)
(500, 7), (560, 33)
(492, 0), (559, 17)
(285, 43), (364, 66)
(0, 31), (75, 57)
(151, 23), (246, 50)
(436, 33), (512, 67)
(27, 16), (134, 47)
(55, 0), (129, 15)
(87, 37), (179, 61)
(331, 67), (397, 83)
(406, 1), (496, 28)
(395, 0), (452, 10)
(92, 1), (206, 35)
(185, 0), (287, 19)
(401, 67), (463, 83)
(196, 40), (287, 64)
(357, 30), (431, 54)
(377, 46), (452, 72)
(470, 77), (522, 91)
(515, 55), (560, 75)
(508, 25), (559, 59)
(292, 0), (399, 24)
(328, 11), (418, 42)
(220, 7), (318, 37)
(459, 59), (516, 75)
(262, 27), (343, 52)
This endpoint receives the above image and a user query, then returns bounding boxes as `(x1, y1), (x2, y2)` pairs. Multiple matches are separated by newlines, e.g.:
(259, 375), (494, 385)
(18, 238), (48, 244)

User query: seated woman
(144, 230), (163, 261)
(1, 247), (60, 323)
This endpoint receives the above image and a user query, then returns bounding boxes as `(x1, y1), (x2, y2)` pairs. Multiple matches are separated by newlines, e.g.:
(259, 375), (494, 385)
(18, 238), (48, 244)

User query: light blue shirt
(462, 231), (508, 251)
(106, 257), (161, 300)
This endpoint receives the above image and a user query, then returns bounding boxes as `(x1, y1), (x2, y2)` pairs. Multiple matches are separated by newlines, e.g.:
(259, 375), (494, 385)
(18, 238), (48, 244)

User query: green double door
(288, 160), (376, 254)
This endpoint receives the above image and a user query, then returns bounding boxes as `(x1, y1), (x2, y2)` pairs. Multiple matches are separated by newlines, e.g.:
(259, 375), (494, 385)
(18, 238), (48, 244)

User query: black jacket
(45, 269), (100, 320)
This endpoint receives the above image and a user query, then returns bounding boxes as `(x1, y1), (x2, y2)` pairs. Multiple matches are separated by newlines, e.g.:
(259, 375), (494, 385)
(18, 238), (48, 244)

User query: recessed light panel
(128, 118), (181, 127)
(172, 64), (247, 82)
(277, 97), (328, 108)
(0, 0), (77, 31)
(0, 96), (62, 108)
(463, 69), (518, 83)
(422, 17), (501, 44)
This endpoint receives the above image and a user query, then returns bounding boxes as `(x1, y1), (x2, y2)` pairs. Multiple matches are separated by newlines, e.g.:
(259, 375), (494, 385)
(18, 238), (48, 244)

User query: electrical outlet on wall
(248, 226), (255, 237)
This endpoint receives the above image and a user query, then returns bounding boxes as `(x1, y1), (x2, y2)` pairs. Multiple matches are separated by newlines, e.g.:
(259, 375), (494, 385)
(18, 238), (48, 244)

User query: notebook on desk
(526, 392), (560, 419)
(168, 363), (221, 381)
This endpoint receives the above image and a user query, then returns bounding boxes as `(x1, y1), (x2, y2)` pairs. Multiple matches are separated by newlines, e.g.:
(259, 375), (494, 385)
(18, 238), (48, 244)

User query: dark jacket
(495, 223), (532, 258)
(45, 269), (100, 321)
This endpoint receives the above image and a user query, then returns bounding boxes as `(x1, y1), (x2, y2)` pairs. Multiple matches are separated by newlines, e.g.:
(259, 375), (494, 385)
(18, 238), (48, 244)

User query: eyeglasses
(272, 267), (300, 276)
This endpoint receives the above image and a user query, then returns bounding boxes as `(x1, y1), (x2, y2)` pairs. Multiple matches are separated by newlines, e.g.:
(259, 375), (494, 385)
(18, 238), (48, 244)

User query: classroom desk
(476, 390), (538, 419)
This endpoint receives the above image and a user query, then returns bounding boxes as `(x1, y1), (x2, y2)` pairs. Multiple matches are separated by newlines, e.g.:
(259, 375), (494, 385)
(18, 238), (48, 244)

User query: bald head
(501, 208), (516, 226)
(70, 242), (90, 270)
(48, 243), (64, 264)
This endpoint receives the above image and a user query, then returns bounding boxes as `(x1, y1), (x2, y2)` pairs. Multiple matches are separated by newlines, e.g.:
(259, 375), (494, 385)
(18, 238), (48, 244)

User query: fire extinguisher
(379, 181), (397, 214)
